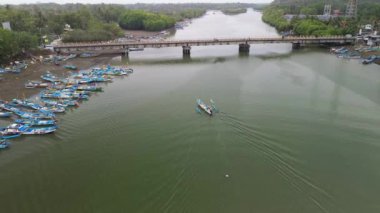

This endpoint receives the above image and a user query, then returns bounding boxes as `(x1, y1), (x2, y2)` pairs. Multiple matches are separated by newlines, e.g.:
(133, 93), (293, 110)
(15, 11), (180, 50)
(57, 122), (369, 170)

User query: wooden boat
(129, 48), (144, 52)
(15, 119), (56, 126)
(0, 128), (22, 139)
(22, 126), (57, 135)
(0, 139), (11, 149)
(0, 111), (12, 118)
(64, 65), (77, 70)
(41, 73), (62, 83)
(41, 99), (78, 107)
(362, 55), (378, 64)
(3, 123), (57, 135)
(12, 99), (59, 115)
(64, 54), (77, 61)
(79, 52), (99, 58)
(25, 81), (50, 88)
(197, 99), (213, 116)
(76, 85), (103, 92)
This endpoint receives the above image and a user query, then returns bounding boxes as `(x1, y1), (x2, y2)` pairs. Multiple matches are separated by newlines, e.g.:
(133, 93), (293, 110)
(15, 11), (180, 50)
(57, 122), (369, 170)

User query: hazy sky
(1, 0), (273, 5)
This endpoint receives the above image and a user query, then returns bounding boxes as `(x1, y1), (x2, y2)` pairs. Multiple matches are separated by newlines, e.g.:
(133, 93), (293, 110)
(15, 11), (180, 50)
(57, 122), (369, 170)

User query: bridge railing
(54, 36), (354, 48)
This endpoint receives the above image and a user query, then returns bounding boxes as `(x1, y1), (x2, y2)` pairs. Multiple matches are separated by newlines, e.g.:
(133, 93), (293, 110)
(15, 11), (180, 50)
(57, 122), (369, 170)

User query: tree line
(0, 3), (266, 64)
(262, 0), (380, 36)
(0, 4), (209, 64)
(119, 10), (176, 31)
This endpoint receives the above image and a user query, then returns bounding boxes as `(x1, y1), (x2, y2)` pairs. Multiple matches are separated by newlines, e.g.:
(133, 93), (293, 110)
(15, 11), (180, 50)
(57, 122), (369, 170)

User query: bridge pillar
(239, 43), (250, 53)
(183, 46), (191, 56)
(292, 42), (301, 50)
(122, 48), (129, 56)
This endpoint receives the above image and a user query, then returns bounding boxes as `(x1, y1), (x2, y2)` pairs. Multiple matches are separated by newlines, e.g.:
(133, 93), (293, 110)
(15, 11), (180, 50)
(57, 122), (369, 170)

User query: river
(1, 9), (380, 213)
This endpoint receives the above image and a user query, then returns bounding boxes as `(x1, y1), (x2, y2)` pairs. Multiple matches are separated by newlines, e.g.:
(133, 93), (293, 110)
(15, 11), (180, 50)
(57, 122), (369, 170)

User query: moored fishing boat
(15, 119), (56, 126)
(63, 54), (77, 61)
(0, 128), (22, 139)
(0, 111), (12, 118)
(15, 110), (55, 119)
(22, 126), (57, 135)
(2, 64), (134, 150)
(41, 72), (63, 83)
(79, 52), (99, 58)
(12, 99), (58, 116)
(25, 81), (50, 88)
(362, 55), (378, 64)
(76, 85), (103, 92)
(64, 65), (77, 70)
(0, 139), (11, 149)
(41, 99), (79, 107)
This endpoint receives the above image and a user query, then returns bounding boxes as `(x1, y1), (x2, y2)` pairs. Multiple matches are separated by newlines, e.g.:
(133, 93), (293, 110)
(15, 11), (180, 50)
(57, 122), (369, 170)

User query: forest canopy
(119, 10), (176, 31)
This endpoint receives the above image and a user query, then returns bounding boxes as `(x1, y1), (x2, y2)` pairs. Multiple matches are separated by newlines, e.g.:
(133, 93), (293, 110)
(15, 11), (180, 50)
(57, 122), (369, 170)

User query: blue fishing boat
(41, 99), (78, 107)
(22, 126), (57, 135)
(362, 55), (378, 64)
(64, 54), (77, 61)
(15, 110), (55, 119)
(76, 85), (103, 92)
(12, 99), (58, 116)
(41, 72), (62, 83)
(79, 52), (99, 58)
(25, 81), (50, 88)
(0, 127), (22, 139)
(0, 139), (11, 149)
(64, 65), (77, 70)
(15, 119), (56, 126)
(40, 91), (73, 99)
(0, 111), (12, 118)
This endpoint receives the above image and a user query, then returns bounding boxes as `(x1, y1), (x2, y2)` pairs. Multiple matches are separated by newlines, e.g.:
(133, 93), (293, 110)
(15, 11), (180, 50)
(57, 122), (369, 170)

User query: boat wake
(218, 112), (339, 213)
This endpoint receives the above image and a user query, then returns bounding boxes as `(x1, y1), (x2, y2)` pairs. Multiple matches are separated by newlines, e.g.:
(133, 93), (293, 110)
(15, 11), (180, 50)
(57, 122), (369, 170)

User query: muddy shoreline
(0, 25), (183, 101)
(0, 56), (113, 101)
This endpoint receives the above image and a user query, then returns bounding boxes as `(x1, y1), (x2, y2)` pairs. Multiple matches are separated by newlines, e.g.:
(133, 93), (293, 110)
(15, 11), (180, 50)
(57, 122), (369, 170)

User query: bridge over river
(53, 36), (356, 56)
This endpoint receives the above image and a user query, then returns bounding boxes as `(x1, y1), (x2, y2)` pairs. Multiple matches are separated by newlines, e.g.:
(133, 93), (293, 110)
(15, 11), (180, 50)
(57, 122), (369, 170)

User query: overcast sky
(1, 0), (273, 5)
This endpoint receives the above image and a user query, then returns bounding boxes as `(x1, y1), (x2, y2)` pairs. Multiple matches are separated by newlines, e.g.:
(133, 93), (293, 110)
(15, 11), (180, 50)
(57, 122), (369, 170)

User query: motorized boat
(197, 99), (213, 116)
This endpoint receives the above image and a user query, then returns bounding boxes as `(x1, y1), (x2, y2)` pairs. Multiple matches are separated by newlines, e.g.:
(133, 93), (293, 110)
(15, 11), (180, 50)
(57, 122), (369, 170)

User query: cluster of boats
(330, 47), (379, 64)
(0, 61), (28, 75)
(43, 54), (77, 65)
(0, 65), (134, 150)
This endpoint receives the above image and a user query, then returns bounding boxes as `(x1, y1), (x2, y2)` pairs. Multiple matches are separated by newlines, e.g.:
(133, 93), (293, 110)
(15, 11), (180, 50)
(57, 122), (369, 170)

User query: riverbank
(0, 56), (113, 101)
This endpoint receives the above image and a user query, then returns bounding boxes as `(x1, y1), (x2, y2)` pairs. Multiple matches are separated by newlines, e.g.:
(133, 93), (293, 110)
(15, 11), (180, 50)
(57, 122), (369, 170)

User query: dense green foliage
(262, 0), (380, 36)
(292, 19), (341, 35)
(262, 7), (291, 31)
(0, 3), (266, 64)
(62, 23), (124, 42)
(119, 10), (176, 31)
(0, 29), (38, 63)
(221, 8), (247, 15)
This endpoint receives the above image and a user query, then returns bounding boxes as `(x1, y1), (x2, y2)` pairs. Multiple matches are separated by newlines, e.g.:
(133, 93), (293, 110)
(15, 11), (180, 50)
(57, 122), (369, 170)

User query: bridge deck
(53, 36), (355, 52)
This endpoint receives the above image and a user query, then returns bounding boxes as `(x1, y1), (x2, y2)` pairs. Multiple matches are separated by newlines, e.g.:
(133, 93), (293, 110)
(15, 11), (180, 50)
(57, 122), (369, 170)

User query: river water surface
(1, 9), (380, 213)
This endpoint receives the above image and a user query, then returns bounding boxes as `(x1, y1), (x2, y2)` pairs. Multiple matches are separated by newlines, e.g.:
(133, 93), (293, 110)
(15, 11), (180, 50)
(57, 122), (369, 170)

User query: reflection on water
(1, 8), (380, 213)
